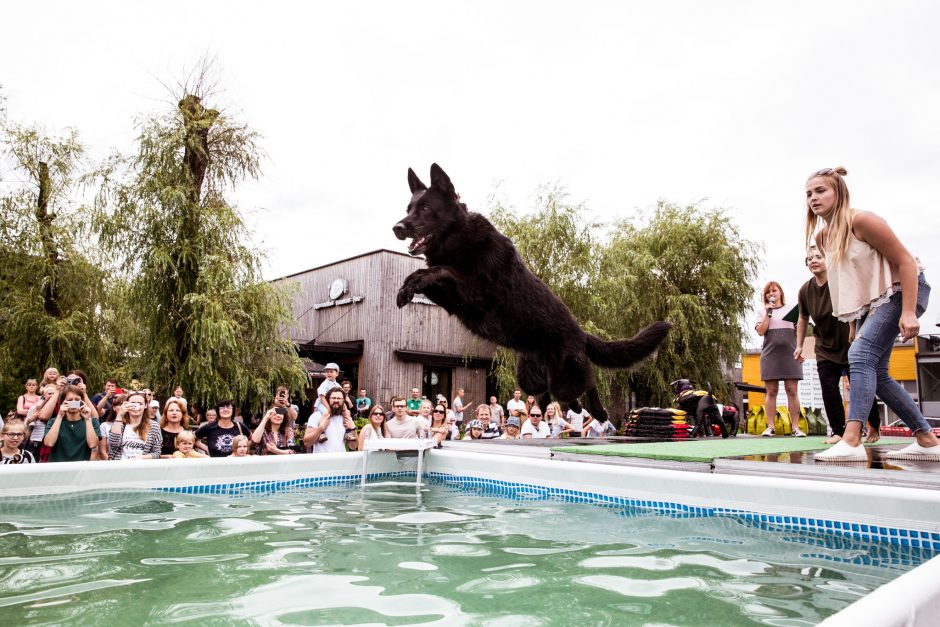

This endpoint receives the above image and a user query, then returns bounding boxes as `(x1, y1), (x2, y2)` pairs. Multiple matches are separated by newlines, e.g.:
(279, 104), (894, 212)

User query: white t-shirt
(316, 379), (342, 414)
(386, 416), (420, 439)
(521, 421), (550, 439)
(550, 417), (572, 438)
(312, 412), (347, 454)
(583, 419), (608, 438)
(507, 399), (526, 417)
(566, 409), (590, 431)
(119, 424), (146, 459)
(452, 396), (464, 422)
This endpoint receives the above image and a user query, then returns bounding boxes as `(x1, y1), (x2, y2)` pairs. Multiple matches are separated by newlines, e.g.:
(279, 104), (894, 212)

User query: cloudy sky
(3, 1), (939, 347)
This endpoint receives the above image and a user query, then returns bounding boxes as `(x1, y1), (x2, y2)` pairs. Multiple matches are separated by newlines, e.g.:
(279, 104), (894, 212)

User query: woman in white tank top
(806, 167), (938, 462)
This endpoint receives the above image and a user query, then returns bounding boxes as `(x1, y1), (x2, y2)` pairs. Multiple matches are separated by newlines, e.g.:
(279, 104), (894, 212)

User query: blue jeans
(847, 273), (931, 432)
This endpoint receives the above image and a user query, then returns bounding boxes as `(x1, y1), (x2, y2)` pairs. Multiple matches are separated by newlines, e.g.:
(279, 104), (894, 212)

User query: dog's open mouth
(408, 234), (432, 256)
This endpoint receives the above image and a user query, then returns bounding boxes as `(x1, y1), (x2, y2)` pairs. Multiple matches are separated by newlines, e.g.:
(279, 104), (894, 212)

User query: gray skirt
(760, 328), (803, 381)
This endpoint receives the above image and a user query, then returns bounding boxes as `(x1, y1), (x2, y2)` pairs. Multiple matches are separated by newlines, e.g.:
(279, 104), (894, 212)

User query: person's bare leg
(784, 379), (801, 432)
(842, 420), (863, 447)
(763, 380), (778, 434)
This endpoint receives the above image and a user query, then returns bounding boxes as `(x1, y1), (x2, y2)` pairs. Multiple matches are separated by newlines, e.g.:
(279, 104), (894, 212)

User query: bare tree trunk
(35, 161), (60, 318)
(170, 96), (219, 375)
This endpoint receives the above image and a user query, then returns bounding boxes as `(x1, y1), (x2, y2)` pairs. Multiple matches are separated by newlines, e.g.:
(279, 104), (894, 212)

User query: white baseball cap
(324, 362), (340, 371)
(149, 400), (160, 408)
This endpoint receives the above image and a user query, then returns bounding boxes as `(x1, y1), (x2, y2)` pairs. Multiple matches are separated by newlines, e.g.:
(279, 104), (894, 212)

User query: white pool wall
(2, 449), (939, 626)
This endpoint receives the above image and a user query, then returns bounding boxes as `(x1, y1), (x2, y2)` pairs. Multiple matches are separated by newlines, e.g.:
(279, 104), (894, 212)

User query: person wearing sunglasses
(428, 405), (450, 444)
(807, 167), (939, 462)
(357, 405), (388, 449)
(521, 406), (550, 439)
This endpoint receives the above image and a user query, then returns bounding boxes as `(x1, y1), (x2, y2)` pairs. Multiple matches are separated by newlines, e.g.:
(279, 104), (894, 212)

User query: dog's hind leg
(516, 352), (549, 395)
(547, 351), (593, 403)
(583, 386), (609, 423)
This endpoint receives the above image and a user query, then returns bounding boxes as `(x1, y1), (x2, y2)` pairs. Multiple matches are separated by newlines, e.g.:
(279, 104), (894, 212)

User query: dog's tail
(585, 321), (672, 369)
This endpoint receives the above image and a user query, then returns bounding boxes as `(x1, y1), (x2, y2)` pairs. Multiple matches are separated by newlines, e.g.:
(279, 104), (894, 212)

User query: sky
(3, 1), (939, 349)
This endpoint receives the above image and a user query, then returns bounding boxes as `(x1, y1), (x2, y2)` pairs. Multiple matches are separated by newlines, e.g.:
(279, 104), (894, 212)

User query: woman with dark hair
(755, 281), (804, 437)
(427, 404), (449, 445)
(194, 400), (251, 457)
(251, 406), (295, 455)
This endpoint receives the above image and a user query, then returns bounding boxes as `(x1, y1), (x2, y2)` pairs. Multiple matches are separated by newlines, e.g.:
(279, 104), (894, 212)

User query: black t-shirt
(161, 428), (180, 457)
(193, 421), (250, 457)
(798, 278), (850, 364)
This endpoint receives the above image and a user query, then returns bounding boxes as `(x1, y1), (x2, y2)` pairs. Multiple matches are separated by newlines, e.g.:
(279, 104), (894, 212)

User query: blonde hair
(160, 399), (190, 430)
(175, 430), (196, 446)
(805, 166), (853, 261)
(2, 418), (26, 434)
(231, 434), (250, 455)
(546, 401), (563, 420)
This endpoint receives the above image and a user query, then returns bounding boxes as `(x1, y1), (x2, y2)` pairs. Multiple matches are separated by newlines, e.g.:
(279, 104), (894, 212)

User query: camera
(65, 400), (82, 410)
(274, 407), (289, 417)
(66, 376), (80, 385)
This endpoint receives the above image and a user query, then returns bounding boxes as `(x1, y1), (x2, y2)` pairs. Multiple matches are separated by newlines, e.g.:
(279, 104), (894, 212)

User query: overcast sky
(3, 1), (939, 348)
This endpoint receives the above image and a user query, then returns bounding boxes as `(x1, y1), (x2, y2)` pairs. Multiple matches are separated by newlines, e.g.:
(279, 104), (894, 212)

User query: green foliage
(93, 89), (305, 411)
(486, 190), (761, 414)
(598, 201), (762, 405)
(0, 122), (123, 408)
(488, 185), (602, 400)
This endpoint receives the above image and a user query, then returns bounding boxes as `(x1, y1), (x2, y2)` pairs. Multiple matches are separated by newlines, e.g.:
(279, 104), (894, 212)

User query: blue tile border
(139, 469), (940, 552)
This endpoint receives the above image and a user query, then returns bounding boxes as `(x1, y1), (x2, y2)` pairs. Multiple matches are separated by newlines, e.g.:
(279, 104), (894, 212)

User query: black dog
(393, 164), (671, 422)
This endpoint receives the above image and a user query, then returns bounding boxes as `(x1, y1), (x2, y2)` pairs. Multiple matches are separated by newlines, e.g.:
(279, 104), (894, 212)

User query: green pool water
(0, 481), (933, 625)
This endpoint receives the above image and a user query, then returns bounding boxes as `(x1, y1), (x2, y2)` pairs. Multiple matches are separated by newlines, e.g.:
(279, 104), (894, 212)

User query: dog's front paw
(396, 286), (415, 308)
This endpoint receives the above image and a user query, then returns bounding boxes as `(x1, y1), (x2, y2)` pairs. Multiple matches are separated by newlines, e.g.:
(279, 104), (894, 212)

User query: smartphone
(113, 387), (124, 395)
(65, 400), (82, 410)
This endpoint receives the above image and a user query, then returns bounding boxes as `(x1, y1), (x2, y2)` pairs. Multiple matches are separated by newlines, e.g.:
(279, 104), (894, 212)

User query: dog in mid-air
(393, 164), (672, 422)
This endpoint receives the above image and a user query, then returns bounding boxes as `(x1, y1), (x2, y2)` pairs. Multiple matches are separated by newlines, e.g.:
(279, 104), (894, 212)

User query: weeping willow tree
(487, 189), (760, 420)
(487, 184), (603, 400)
(94, 76), (306, 410)
(0, 122), (122, 406)
(597, 201), (761, 406)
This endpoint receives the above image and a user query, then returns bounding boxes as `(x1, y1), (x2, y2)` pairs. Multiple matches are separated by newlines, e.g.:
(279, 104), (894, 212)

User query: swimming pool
(2, 450), (938, 625)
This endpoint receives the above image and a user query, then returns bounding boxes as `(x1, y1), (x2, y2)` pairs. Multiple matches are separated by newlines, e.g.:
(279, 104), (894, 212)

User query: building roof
(273, 248), (417, 281)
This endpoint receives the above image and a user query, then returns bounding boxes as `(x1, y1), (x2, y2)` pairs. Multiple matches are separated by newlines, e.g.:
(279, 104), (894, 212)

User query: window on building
(422, 366), (452, 404)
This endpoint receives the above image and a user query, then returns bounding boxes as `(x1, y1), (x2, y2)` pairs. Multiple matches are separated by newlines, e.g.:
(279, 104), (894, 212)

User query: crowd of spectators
(1, 363), (615, 465)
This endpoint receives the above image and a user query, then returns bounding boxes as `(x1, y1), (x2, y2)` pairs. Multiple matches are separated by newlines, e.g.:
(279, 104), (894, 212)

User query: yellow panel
(888, 345), (915, 381)
(741, 352), (764, 407)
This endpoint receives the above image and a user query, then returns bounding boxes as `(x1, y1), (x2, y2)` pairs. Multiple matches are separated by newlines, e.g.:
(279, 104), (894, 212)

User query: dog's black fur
(393, 164), (672, 422)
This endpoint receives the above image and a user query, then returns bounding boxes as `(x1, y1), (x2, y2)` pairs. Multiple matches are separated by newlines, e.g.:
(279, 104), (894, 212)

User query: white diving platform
(360, 438), (438, 489)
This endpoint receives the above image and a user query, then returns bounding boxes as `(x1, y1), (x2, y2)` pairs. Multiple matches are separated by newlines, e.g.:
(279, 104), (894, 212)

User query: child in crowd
(230, 435), (251, 457)
(171, 431), (207, 458)
(1, 419), (35, 464)
(315, 363), (342, 416)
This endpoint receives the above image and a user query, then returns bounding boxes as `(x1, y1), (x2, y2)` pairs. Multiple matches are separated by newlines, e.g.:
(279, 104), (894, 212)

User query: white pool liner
(1, 448), (938, 625)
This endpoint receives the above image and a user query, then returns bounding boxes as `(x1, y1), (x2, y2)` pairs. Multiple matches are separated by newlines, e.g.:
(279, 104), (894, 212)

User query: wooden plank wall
(276, 250), (496, 408)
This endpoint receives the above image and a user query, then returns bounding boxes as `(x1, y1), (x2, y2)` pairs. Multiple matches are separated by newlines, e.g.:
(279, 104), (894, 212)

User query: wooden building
(276, 249), (497, 410)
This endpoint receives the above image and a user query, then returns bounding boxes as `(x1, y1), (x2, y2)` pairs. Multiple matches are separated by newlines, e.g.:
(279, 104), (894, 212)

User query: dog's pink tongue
(410, 236), (425, 251)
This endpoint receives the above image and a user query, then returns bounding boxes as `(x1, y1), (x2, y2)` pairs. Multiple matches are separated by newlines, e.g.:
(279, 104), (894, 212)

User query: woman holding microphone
(755, 281), (805, 437)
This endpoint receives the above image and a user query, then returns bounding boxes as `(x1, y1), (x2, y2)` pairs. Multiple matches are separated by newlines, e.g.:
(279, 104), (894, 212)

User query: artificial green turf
(551, 436), (911, 463)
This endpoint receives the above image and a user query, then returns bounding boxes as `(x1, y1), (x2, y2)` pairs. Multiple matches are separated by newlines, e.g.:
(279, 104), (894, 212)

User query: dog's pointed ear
(408, 168), (427, 193)
(429, 163), (456, 198)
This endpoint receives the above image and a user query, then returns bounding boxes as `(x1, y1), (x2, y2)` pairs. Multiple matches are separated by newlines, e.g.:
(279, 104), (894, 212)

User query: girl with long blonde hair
(807, 167), (938, 461)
